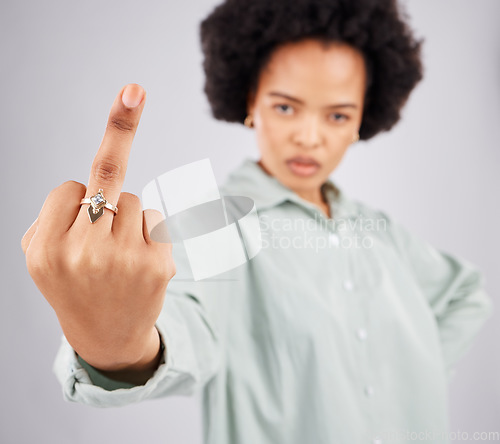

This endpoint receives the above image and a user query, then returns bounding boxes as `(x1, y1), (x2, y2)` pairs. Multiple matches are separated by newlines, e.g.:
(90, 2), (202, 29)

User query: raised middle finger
(74, 83), (146, 232)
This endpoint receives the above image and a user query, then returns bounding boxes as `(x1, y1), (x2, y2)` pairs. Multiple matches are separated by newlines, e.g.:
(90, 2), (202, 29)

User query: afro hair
(200, 0), (425, 140)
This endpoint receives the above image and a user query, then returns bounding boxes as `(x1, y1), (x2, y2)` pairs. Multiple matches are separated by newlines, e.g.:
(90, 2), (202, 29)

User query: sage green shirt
(54, 158), (493, 444)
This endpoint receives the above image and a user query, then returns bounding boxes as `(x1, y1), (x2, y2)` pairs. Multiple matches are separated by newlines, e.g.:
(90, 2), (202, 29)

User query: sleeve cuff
(52, 322), (174, 408)
(74, 334), (166, 391)
(52, 290), (221, 408)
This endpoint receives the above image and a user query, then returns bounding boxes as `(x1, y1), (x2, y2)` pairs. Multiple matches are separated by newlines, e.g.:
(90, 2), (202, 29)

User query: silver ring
(80, 189), (118, 223)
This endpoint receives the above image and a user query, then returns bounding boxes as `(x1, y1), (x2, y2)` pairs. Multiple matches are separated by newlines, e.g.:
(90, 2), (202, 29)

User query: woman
(22, 0), (493, 443)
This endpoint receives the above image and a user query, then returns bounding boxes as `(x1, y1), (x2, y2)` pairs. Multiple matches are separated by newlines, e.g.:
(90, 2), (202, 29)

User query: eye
(328, 113), (349, 123)
(273, 104), (294, 115)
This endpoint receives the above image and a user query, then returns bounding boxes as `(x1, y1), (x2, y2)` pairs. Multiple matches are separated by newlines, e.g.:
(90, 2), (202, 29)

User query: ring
(80, 189), (118, 223)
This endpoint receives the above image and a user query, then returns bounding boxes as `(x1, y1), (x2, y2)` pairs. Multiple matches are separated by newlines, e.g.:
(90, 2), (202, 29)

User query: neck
(296, 188), (331, 218)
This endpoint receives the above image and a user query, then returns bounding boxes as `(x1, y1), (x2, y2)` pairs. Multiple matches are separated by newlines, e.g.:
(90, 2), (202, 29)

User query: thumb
(143, 209), (171, 244)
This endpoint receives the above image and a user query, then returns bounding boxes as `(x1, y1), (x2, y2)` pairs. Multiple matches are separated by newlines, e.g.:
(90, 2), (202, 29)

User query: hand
(21, 84), (175, 372)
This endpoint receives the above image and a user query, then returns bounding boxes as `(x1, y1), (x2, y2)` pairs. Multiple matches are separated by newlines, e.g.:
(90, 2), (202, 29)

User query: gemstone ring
(80, 189), (118, 223)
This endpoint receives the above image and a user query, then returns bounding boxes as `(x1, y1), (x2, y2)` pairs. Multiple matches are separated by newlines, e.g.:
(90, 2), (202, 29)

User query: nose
(293, 114), (324, 149)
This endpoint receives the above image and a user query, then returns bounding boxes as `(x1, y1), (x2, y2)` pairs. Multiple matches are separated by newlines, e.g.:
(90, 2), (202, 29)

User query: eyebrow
(268, 91), (358, 109)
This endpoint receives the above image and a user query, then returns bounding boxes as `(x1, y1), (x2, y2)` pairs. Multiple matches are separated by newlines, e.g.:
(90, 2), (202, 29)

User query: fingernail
(122, 84), (144, 108)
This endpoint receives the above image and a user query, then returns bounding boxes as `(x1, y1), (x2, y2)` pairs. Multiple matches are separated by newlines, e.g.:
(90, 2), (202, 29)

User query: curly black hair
(200, 0), (424, 140)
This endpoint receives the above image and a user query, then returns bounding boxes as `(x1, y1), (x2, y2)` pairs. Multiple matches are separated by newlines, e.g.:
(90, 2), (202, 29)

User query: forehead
(257, 39), (366, 99)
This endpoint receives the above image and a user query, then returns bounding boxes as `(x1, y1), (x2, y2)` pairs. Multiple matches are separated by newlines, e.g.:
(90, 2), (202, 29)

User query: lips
(286, 156), (321, 177)
(286, 156), (320, 166)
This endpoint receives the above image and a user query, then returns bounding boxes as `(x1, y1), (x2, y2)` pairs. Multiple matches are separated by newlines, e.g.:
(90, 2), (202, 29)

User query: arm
(75, 327), (165, 389)
(53, 281), (222, 407)
(380, 210), (494, 380)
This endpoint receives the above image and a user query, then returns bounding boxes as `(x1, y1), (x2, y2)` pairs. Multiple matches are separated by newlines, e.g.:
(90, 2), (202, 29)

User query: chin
(283, 173), (321, 189)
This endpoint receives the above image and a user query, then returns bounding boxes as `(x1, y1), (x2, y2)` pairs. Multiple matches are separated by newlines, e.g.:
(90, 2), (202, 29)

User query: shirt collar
(220, 158), (360, 220)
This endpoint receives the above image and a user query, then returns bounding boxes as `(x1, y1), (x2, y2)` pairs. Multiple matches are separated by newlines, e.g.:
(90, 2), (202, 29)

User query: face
(247, 38), (367, 203)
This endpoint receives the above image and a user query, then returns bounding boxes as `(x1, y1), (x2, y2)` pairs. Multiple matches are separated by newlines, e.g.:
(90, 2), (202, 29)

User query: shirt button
(328, 232), (340, 246)
(364, 385), (374, 397)
(356, 328), (367, 341)
(343, 279), (354, 291)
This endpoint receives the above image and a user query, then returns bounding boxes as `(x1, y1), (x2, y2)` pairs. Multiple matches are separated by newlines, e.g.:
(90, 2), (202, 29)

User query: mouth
(285, 156), (321, 177)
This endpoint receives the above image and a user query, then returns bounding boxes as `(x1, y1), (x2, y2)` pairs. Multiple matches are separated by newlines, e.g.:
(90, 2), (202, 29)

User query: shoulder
(335, 194), (419, 258)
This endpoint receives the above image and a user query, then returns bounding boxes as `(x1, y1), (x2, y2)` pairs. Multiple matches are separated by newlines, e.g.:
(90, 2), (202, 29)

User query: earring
(244, 114), (254, 128)
(352, 132), (359, 143)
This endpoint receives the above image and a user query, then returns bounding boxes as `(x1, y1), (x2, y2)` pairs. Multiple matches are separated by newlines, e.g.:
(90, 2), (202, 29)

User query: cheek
(256, 115), (287, 155)
(324, 144), (351, 169)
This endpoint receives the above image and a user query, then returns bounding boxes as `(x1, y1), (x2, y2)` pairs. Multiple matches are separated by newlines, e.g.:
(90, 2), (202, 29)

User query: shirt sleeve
(378, 210), (494, 381)
(52, 281), (222, 408)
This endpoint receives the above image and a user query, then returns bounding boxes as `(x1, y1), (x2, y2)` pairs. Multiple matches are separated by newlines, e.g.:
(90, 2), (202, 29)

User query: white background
(1, 0), (499, 442)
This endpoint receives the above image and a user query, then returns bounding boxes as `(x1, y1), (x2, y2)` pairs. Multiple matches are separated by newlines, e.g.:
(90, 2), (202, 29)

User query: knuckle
(92, 158), (122, 183)
(69, 247), (109, 277)
(49, 181), (86, 202)
(63, 248), (83, 272)
(166, 260), (176, 281)
(21, 221), (37, 253)
(25, 247), (43, 275)
(107, 116), (135, 133)
(21, 233), (31, 254)
(155, 254), (176, 282)
(58, 180), (86, 193)
(118, 192), (141, 207)
(26, 241), (59, 278)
